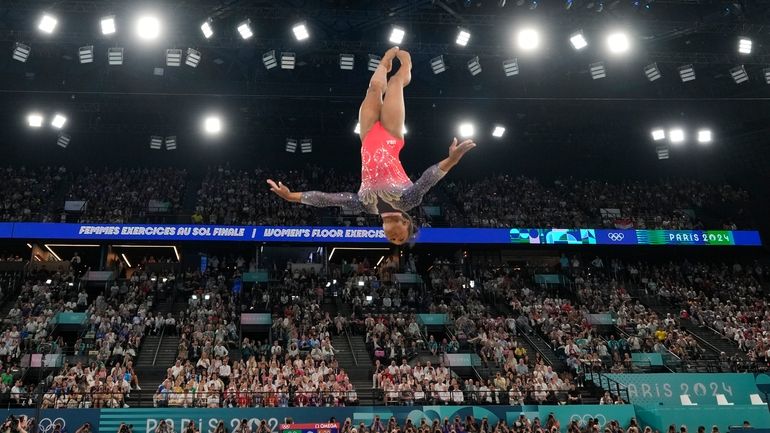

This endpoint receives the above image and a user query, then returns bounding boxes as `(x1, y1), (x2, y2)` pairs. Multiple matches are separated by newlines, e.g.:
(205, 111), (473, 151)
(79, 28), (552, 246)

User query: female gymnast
(267, 47), (476, 245)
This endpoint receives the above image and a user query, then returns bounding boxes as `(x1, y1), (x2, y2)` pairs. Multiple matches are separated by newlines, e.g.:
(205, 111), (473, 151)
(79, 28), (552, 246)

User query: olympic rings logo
(38, 418), (65, 433)
(608, 233), (625, 242)
(569, 415), (607, 427)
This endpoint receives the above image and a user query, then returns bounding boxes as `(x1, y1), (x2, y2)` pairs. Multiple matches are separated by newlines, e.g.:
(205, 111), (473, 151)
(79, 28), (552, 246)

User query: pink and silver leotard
(300, 121), (446, 214)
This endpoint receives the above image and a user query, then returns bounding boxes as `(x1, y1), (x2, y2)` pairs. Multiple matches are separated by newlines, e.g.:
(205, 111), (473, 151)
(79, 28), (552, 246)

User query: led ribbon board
(0, 223), (761, 246)
(280, 423), (340, 433)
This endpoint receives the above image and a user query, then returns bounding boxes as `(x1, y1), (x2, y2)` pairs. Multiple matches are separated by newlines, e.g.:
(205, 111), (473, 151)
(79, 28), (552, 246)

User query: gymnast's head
(381, 211), (416, 245)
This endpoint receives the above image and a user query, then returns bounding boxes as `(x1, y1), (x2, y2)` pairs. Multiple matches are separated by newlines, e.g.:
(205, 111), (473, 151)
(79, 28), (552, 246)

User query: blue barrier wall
(0, 404), (765, 433)
(599, 373), (765, 406)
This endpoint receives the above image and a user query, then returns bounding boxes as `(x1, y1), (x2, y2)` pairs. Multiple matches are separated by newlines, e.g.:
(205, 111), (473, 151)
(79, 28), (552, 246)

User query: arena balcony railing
(2, 389), (625, 409)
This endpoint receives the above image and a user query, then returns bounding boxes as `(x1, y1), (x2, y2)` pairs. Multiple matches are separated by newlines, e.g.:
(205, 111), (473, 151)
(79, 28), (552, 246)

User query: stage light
(292, 23), (309, 41)
(354, 122), (361, 134)
(644, 62), (661, 81)
(431, 55), (446, 74)
(13, 43), (31, 63)
(165, 136), (177, 150)
(301, 139), (312, 153)
(263, 50), (277, 69)
(459, 123), (475, 138)
(166, 49), (182, 67)
(136, 16), (160, 40)
(764, 67), (770, 84)
(368, 54), (381, 72)
(570, 31), (587, 50)
(204, 116), (222, 134)
(492, 126), (506, 138)
(456, 29), (471, 46)
(237, 20), (253, 39)
(154, 67), (164, 76)
(78, 45), (94, 64)
(402, 125), (408, 135)
(108, 47), (124, 65)
(185, 48), (201, 68)
(150, 136), (162, 149)
(286, 138), (297, 153)
(590, 62), (606, 79)
(517, 28), (540, 51)
(730, 65), (748, 84)
(678, 64), (695, 82)
(656, 145), (669, 160)
(57, 133), (71, 148)
(738, 37), (752, 55)
(651, 129), (665, 141)
(38, 14), (58, 34)
(51, 114), (67, 129)
(697, 129), (712, 144)
(281, 52), (296, 70)
(389, 26), (405, 44)
(467, 56), (482, 76)
(669, 128), (684, 144)
(607, 32), (629, 53)
(339, 54), (354, 70)
(503, 58), (520, 76)
(200, 19), (214, 39)
(27, 113), (43, 128)
(101, 16), (116, 35)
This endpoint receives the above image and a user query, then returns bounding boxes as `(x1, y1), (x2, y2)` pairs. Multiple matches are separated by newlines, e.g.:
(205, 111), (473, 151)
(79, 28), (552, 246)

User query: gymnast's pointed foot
(381, 46), (400, 72)
(369, 47), (399, 91)
(393, 49), (412, 87)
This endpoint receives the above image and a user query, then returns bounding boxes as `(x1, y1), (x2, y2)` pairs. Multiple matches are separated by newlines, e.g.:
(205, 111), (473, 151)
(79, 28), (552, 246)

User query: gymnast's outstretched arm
(401, 137), (477, 209)
(266, 179), (365, 213)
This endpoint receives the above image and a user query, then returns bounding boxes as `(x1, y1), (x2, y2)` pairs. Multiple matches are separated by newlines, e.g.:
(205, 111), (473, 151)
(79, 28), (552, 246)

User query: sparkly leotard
(300, 121), (446, 214)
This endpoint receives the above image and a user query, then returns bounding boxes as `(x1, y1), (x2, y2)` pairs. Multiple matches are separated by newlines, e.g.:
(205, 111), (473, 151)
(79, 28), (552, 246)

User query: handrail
(585, 370), (631, 403)
(343, 326), (358, 367)
(152, 323), (167, 367)
(516, 324), (554, 367)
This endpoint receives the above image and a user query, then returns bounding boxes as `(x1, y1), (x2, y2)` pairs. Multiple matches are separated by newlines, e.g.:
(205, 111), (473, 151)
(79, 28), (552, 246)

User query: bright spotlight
(492, 126), (506, 138)
(459, 123), (475, 138)
(517, 28), (540, 51)
(38, 14), (58, 34)
(51, 114), (67, 129)
(570, 31), (587, 50)
(204, 116), (222, 134)
(238, 20), (253, 39)
(201, 19), (214, 39)
(389, 27), (405, 44)
(738, 37), (752, 55)
(456, 29), (471, 46)
(27, 114), (44, 128)
(292, 23), (309, 41)
(651, 129), (665, 141)
(136, 16), (160, 40)
(669, 128), (684, 144)
(354, 122), (361, 134)
(607, 32), (630, 54)
(697, 129), (712, 144)
(101, 16), (116, 35)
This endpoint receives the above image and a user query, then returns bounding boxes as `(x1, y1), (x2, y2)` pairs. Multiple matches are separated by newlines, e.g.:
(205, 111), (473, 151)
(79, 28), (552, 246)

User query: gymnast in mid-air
(267, 47), (476, 245)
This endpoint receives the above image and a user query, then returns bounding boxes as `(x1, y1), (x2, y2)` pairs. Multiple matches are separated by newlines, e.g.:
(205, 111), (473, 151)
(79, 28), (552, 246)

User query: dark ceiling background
(0, 0), (769, 185)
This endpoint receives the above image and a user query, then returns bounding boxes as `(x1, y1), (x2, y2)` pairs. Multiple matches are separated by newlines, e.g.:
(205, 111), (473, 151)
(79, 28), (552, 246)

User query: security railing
(4, 388), (607, 409)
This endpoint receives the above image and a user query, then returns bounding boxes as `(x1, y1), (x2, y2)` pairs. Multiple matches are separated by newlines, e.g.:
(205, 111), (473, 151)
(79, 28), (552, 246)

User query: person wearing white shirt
(451, 385), (464, 404)
(219, 361), (231, 383)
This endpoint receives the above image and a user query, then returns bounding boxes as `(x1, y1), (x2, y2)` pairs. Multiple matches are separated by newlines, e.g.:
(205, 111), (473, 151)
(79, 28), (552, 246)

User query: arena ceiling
(0, 0), (769, 182)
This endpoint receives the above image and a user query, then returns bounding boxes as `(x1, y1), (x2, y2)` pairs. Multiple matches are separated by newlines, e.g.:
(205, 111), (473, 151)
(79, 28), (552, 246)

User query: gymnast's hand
(441, 137), (477, 171)
(267, 179), (301, 202)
